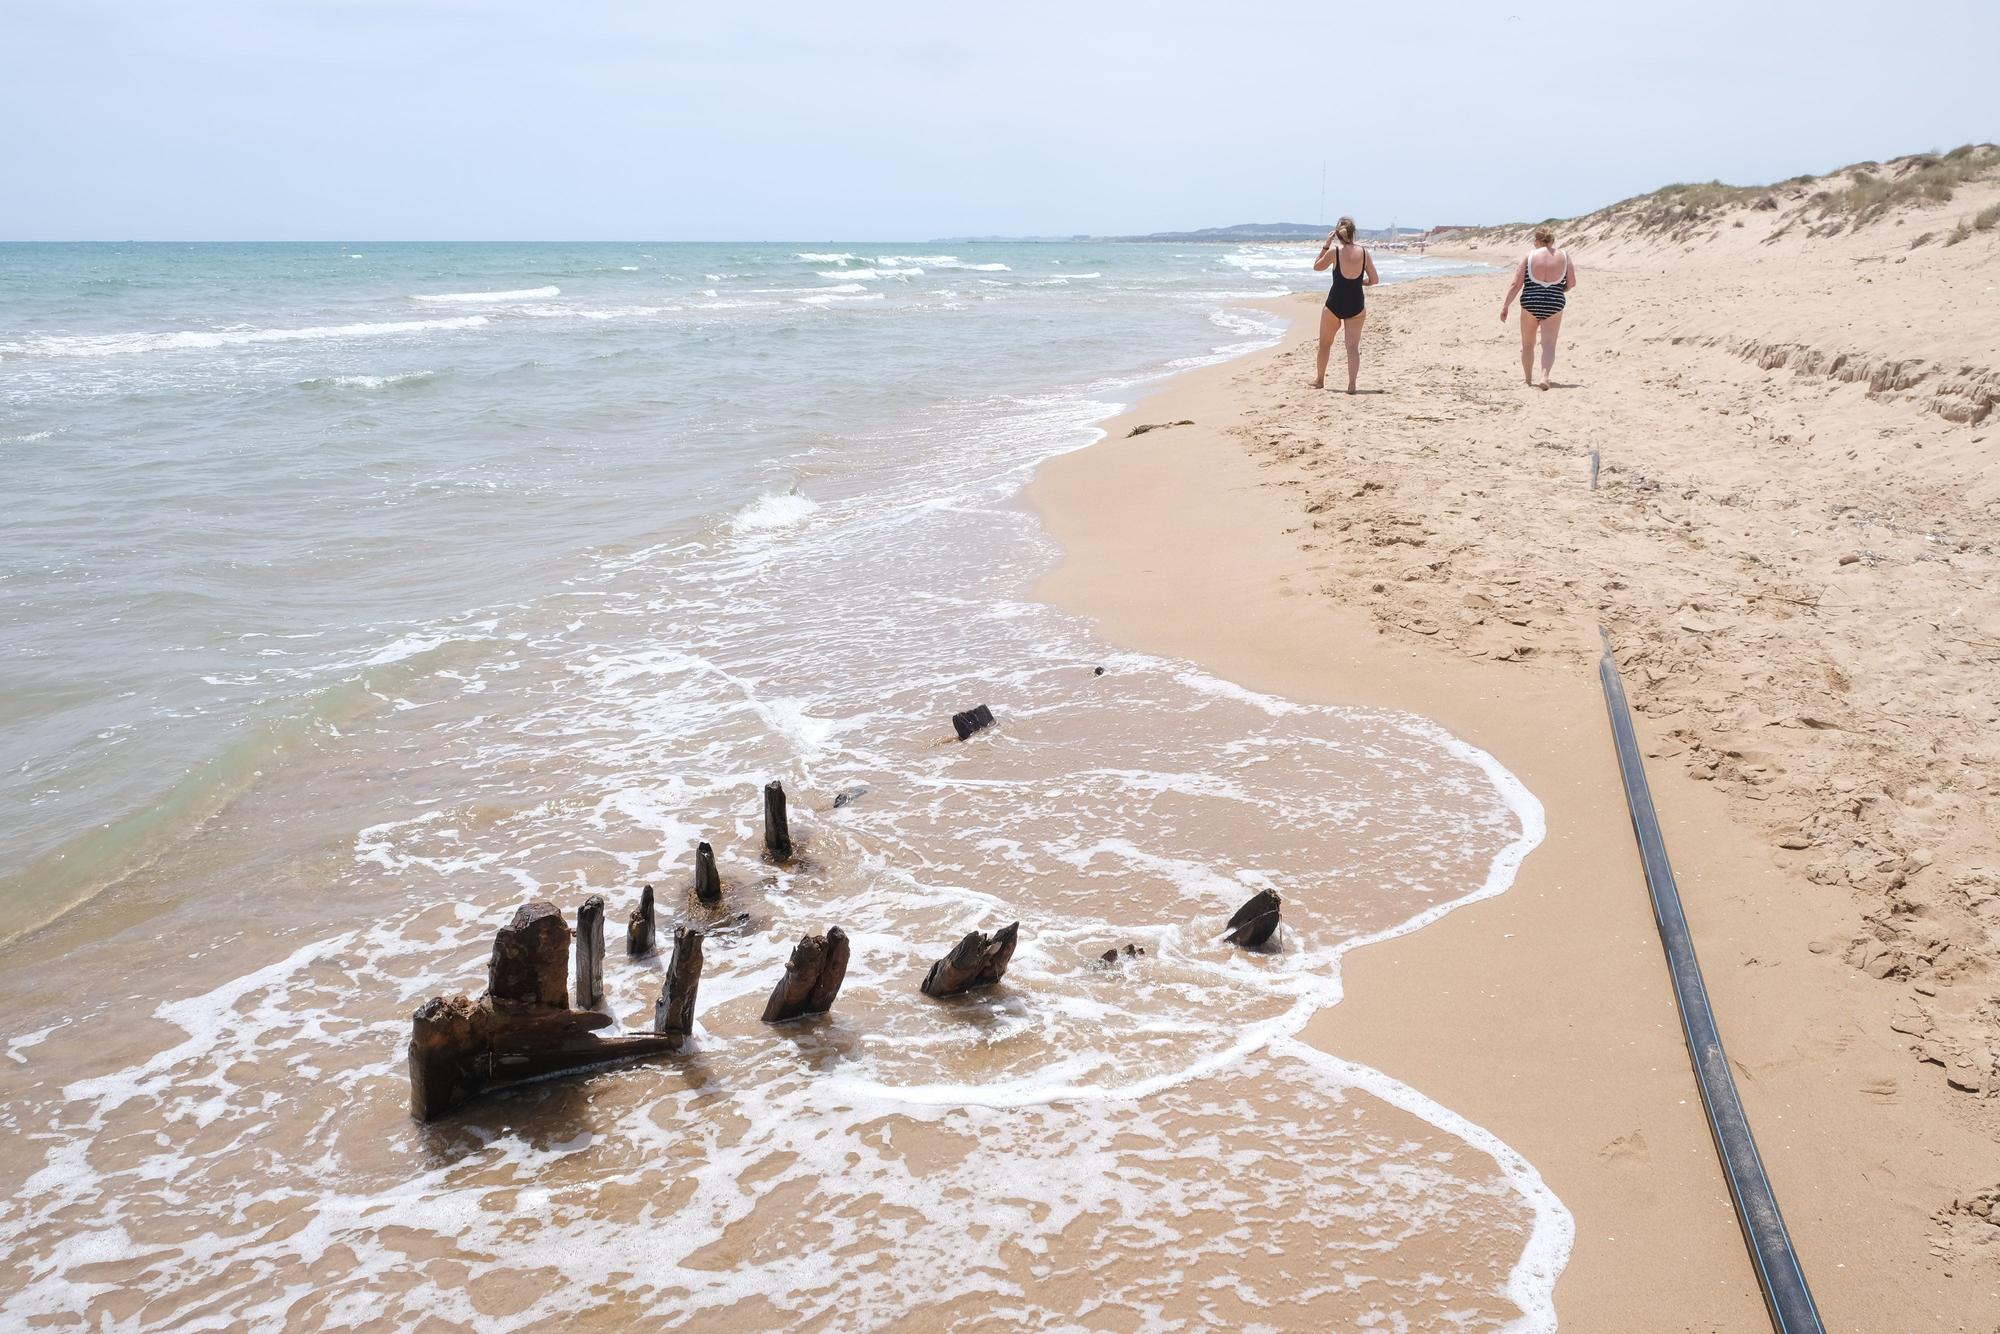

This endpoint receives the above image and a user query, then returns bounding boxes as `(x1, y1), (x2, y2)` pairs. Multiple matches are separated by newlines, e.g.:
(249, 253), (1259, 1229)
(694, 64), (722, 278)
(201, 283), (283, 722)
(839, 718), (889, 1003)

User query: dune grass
(1564, 145), (2000, 242)
(1812, 145), (2000, 226)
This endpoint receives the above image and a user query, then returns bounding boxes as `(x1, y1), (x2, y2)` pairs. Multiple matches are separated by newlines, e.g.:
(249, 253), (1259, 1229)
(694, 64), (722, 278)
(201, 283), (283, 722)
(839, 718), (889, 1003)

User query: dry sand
(1028, 152), (2000, 1328)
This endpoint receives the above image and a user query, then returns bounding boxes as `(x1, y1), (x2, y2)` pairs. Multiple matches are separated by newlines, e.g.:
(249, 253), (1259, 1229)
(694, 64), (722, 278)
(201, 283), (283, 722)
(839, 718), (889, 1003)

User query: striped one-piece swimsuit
(1520, 249), (1569, 320)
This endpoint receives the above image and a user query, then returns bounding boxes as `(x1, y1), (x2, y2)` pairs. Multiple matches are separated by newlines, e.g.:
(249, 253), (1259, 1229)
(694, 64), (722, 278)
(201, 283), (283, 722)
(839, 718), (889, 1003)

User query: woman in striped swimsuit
(1501, 225), (1579, 389)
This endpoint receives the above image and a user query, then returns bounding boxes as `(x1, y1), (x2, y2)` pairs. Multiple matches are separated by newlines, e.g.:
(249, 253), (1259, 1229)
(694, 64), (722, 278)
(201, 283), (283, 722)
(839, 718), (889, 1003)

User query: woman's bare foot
(1345, 385), (1356, 394)
(1537, 378), (1551, 391)
(1311, 377), (1325, 389)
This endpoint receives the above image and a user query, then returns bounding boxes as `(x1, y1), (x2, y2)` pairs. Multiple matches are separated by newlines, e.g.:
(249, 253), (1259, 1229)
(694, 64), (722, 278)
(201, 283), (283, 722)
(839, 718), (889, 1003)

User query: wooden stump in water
(951, 704), (996, 741)
(693, 841), (722, 907)
(763, 781), (793, 863)
(408, 904), (687, 1121)
(655, 927), (704, 1039)
(627, 884), (656, 958)
(762, 926), (850, 1022)
(574, 894), (606, 1009)
(488, 901), (571, 1008)
(921, 921), (1018, 997)
(1224, 889), (1282, 950)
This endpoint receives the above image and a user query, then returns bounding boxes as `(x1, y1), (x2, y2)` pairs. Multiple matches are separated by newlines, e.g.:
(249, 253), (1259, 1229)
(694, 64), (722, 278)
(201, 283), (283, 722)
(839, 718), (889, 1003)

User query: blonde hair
(1335, 217), (1357, 244)
(1533, 225), (1556, 248)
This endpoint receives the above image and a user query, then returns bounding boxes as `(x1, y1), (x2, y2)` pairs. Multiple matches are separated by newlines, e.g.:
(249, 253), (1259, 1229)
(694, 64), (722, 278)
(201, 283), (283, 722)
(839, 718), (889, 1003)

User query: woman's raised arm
(1312, 231), (1339, 272)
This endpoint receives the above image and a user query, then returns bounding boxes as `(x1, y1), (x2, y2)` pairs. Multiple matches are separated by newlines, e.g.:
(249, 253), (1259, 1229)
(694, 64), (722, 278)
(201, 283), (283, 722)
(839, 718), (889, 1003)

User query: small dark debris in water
(654, 927), (703, 1038)
(1092, 666), (1106, 676)
(626, 884), (656, 958)
(693, 841), (722, 907)
(833, 785), (868, 809)
(763, 926), (851, 1022)
(922, 921), (1018, 997)
(1098, 943), (1147, 965)
(952, 704), (995, 741)
(1224, 889), (1282, 950)
(1125, 420), (1195, 438)
(574, 895), (606, 1010)
(763, 780), (793, 863)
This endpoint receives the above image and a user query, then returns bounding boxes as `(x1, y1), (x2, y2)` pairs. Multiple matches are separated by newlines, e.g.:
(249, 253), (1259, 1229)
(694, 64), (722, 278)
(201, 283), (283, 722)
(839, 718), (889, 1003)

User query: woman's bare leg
(1343, 311), (1367, 392)
(1518, 309), (1537, 385)
(1314, 306), (1338, 388)
(1537, 310), (1564, 387)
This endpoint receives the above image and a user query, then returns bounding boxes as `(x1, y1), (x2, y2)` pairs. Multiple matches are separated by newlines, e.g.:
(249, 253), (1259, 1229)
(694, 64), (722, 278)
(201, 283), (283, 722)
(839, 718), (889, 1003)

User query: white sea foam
(729, 490), (820, 534)
(409, 286), (559, 304)
(1, 317), (489, 359)
(1219, 245), (1319, 274)
(299, 370), (436, 391)
(794, 252), (857, 263)
(4, 430), (53, 443)
(795, 291), (884, 306)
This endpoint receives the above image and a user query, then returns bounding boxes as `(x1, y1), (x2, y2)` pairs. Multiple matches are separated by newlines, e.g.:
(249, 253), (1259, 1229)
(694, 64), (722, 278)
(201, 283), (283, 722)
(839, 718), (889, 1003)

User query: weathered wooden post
(409, 900), (687, 1121)
(654, 927), (704, 1039)
(490, 901), (572, 1007)
(1224, 889), (1282, 949)
(763, 781), (793, 862)
(952, 704), (996, 741)
(762, 926), (850, 1022)
(921, 921), (1018, 997)
(574, 894), (605, 1009)
(627, 884), (656, 957)
(693, 841), (722, 906)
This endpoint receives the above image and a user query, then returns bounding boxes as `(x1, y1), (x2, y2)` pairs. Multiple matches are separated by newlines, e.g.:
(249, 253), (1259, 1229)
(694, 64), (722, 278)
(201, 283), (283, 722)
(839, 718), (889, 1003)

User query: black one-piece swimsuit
(1325, 246), (1366, 319)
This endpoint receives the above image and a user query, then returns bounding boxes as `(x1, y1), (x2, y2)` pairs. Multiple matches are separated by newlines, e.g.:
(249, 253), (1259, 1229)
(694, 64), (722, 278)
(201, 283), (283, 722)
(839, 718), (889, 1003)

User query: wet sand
(1028, 160), (2000, 1327)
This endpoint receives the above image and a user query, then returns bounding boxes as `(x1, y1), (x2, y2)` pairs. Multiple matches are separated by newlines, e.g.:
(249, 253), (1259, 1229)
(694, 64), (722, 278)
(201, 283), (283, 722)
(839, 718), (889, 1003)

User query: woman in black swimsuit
(1312, 216), (1379, 391)
(1500, 225), (1580, 389)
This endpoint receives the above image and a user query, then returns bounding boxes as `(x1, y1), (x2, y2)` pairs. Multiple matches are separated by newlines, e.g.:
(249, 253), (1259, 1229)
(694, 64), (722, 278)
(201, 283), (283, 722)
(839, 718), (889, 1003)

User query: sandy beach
(1030, 150), (2000, 1328)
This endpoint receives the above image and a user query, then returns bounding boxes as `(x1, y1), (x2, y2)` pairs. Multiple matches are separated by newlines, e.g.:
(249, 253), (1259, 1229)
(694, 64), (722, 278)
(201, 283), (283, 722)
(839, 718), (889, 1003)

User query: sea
(0, 240), (1567, 1329)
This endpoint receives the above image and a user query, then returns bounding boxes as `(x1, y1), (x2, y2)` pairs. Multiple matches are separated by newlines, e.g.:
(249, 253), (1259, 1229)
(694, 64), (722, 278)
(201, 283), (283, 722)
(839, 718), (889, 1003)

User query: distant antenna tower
(1320, 161), (1326, 225)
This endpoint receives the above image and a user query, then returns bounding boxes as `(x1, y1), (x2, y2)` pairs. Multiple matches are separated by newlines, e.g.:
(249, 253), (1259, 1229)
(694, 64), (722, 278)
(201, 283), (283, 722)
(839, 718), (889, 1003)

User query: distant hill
(928, 223), (1423, 244)
(1104, 222), (1422, 243)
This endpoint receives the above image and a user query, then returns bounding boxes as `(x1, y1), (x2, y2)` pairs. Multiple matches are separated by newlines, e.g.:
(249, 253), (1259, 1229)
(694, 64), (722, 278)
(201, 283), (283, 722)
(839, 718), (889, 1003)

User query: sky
(3, 0), (1995, 241)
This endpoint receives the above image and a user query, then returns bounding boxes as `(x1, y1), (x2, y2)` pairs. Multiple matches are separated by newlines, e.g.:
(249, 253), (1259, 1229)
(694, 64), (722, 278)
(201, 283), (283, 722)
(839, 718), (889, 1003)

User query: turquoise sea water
(0, 239), (1464, 938)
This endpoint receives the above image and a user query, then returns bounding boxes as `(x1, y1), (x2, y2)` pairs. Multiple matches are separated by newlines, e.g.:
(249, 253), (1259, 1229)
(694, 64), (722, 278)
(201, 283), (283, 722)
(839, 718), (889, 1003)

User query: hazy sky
(4, 0), (1994, 240)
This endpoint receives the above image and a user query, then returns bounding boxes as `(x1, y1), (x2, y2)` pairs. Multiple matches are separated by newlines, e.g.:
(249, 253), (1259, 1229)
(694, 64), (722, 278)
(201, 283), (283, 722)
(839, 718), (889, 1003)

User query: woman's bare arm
(1563, 253), (1579, 291)
(1362, 249), (1379, 286)
(1500, 259), (1525, 319)
(1312, 232), (1339, 272)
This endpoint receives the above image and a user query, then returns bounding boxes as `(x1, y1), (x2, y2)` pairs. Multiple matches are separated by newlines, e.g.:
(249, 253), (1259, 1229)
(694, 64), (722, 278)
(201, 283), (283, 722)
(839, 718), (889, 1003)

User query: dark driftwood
(693, 841), (722, 906)
(951, 704), (995, 741)
(655, 927), (704, 1038)
(409, 900), (683, 1121)
(408, 996), (683, 1121)
(574, 895), (606, 1009)
(627, 884), (656, 958)
(489, 902), (571, 1008)
(763, 781), (793, 862)
(1224, 889), (1282, 950)
(922, 921), (1018, 997)
(1098, 943), (1146, 964)
(762, 927), (850, 1022)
